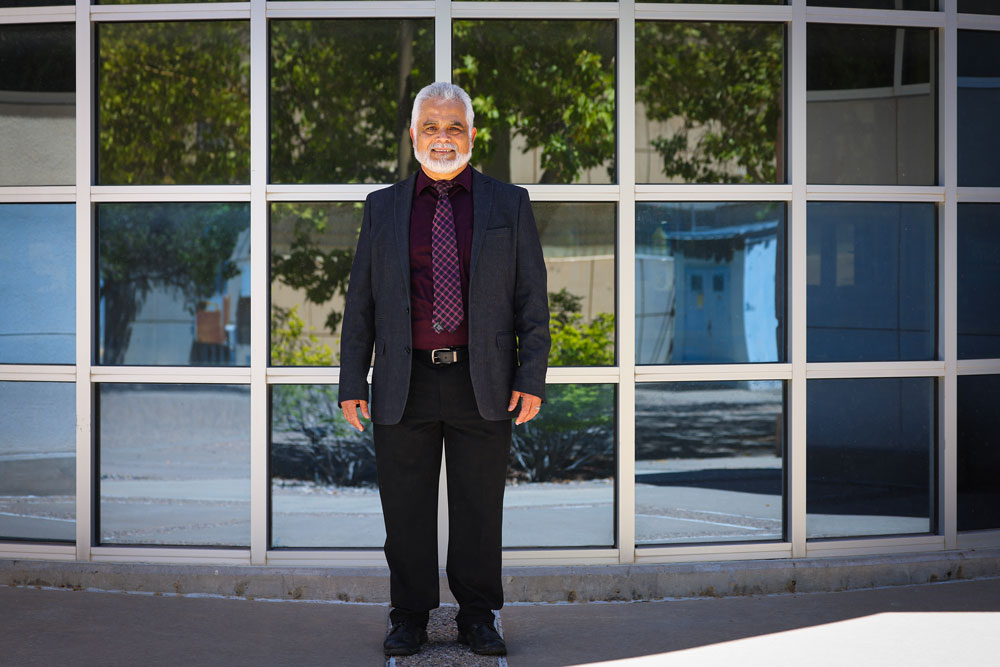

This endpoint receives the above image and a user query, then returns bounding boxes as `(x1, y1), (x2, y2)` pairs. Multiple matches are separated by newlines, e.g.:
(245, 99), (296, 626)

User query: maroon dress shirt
(410, 164), (473, 350)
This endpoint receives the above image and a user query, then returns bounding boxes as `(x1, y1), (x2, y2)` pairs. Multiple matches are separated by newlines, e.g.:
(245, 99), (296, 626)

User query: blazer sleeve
(337, 193), (376, 405)
(511, 188), (551, 401)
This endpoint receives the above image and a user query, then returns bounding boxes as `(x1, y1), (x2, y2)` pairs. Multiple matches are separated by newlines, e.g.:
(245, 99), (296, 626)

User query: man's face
(410, 98), (476, 179)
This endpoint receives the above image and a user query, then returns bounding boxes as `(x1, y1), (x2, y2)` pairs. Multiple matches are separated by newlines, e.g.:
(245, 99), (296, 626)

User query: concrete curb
(3, 549), (999, 603)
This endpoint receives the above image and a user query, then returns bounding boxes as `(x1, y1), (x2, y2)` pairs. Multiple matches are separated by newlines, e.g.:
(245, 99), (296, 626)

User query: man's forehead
(418, 100), (468, 125)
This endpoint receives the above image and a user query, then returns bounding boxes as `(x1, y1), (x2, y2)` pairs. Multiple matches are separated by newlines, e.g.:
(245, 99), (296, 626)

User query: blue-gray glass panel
(636, 202), (786, 365)
(505, 384), (615, 548)
(958, 204), (1000, 360)
(0, 382), (75, 542)
(271, 384), (383, 548)
(807, 25), (936, 185)
(958, 374), (1000, 531)
(97, 203), (251, 366)
(98, 384), (250, 546)
(807, 378), (935, 539)
(0, 204), (75, 364)
(807, 202), (936, 362)
(959, 1), (1000, 15)
(958, 31), (1000, 187)
(636, 381), (784, 545)
(0, 24), (75, 185)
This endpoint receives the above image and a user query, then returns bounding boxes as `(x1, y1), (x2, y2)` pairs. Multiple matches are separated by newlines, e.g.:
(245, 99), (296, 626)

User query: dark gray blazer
(338, 168), (551, 424)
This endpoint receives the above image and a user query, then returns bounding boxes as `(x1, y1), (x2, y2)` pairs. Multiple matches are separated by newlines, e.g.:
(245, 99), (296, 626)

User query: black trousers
(373, 355), (511, 630)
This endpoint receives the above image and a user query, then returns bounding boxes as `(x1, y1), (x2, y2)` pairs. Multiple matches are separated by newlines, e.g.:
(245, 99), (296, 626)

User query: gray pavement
(4, 578), (999, 667)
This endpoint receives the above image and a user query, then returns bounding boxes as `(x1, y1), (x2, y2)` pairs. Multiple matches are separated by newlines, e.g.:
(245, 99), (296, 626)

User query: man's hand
(508, 391), (542, 426)
(341, 399), (370, 432)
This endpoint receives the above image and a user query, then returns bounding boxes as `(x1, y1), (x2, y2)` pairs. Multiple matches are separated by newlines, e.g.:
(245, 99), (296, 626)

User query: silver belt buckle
(431, 348), (455, 364)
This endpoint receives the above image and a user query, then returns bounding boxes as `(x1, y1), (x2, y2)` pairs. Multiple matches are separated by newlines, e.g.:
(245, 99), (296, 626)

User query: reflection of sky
(0, 381), (75, 455)
(744, 238), (778, 362)
(0, 204), (75, 364)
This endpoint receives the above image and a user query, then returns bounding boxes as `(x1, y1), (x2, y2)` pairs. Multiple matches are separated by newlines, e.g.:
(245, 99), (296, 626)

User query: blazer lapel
(393, 174), (417, 302)
(470, 168), (494, 278)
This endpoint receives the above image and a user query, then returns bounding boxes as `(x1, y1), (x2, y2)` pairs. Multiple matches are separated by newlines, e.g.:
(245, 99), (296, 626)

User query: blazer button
(404, 346), (411, 354)
(404, 306), (410, 314)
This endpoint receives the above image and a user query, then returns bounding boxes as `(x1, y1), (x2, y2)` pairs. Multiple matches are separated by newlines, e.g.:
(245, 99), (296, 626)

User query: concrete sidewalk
(4, 578), (999, 667)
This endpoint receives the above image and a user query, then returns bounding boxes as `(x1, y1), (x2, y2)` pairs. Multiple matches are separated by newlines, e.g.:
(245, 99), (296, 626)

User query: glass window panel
(958, 204), (1000, 359)
(97, 203), (251, 366)
(636, 381), (784, 545)
(270, 20), (433, 185)
(271, 384), (381, 547)
(636, 22), (785, 184)
(807, 202), (936, 362)
(808, 25), (936, 185)
(958, 31), (1000, 187)
(0, 382), (74, 542)
(808, 0), (935, 8)
(0, 24), (74, 186)
(807, 378), (935, 539)
(958, 374), (1000, 532)
(0, 204), (75, 364)
(538, 203), (616, 367)
(504, 383), (615, 548)
(959, 1), (1000, 14)
(453, 20), (616, 185)
(98, 383), (250, 546)
(97, 21), (250, 185)
(636, 202), (786, 365)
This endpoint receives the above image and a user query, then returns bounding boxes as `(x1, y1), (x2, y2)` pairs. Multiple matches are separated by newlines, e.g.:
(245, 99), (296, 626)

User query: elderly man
(338, 82), (550, 657)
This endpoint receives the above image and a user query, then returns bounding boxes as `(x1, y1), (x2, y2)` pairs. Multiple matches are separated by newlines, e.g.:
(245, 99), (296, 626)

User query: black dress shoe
(383, 622), (428, 656)
(458, 622), (507, 656)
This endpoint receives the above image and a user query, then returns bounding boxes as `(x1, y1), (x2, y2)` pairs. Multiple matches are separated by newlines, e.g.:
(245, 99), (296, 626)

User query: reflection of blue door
(681, 267), (732, 362)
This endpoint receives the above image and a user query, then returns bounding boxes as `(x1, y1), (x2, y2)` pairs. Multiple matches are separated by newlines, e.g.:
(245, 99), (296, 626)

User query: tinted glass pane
(636, 202), (785, 365)
(958, 204), (1000, 359)
(0, 382), (74, 541)
(636, 22), (784, 184)
(504, 384), (615, 548)
(808, 25), (936, 185)
(958, 374), (1000, 531)
(0, 204), (75, 364)
(807, 378), (935, 539)
(97, 22), (250, 185)
(807, 203), (936, 362)
(808, 0), (935, 8)
(97, 203), (251, 366)
(958, 31), (1000, 187)
(271, 384), (382, 547)
(271, 203), (361, 367)
(453, 20), (616, 185)
(99, 384), (250, 546)
(959, 1), (1000, 14)
(539, 203), (616, 367)
(636, 381), (783, 545)
(0, 24), (74, 185)
(270, 20), (433, 185)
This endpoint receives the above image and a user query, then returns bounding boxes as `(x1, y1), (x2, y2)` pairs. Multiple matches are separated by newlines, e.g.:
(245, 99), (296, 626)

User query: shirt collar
(416, 163), (472, 196)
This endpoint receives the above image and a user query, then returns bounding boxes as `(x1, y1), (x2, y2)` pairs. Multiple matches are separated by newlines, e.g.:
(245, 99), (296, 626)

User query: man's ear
(470, 126), (477, 148)
(409, 127), (416, 145)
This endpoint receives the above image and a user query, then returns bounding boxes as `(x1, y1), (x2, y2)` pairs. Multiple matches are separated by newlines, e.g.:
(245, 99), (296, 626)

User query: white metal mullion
(634, 185), (793, 201)
(806, 185), (944, 201)
(0, 187), (76, 203)
(90, 3), (250, 22)
(957, 12), (1000, 31)
(805, 7), (945, 29)
(805, 361), (945, 379)
(0, 6), (75, 24)
(788, 0), (808, 559)
(940, 0), (958, 551)
(453, 2), (618, 20)
(618, 0), (636, 565)
(435, 0), (450, 83)
(249, 0), (268, 565)
(91, 185), (251, 202)
(957, 359), (1000, 375)
(0, 366), (76, 382)
(635, 3), (791, 23)
(636, 364), (792, 383)
(74, 0), (93, 562)
(267, 2), (434, 20)
(957, 187), (1000, 203)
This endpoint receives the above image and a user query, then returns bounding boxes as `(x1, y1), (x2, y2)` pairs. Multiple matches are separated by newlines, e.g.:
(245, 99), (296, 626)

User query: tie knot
(433, 179), (454, 198)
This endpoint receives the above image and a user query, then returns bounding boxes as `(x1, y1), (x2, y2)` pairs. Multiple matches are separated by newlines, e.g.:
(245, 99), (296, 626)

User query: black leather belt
(414, 346), (468, 365)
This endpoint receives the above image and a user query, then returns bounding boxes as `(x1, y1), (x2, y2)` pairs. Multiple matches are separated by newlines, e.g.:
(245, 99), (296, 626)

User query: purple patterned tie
(431, 179), (464, 333)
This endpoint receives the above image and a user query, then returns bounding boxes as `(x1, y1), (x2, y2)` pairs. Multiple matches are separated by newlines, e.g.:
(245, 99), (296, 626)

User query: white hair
(410, 82), (475, 134)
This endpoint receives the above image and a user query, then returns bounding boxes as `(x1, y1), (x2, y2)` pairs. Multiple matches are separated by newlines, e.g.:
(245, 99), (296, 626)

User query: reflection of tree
(97, 21), (250, 185)
(548, 288), (614, 367)
(636, 22), (784, 183)
(98, 203), (247, 364)
(453, 20), (616, 184)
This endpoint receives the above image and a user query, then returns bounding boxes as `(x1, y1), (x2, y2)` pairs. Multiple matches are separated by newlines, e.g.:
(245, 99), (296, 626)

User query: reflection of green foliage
(272, 384), (376, 487)
(270, 305), (334, 367)
(637, 22), (784, 183)
(270, 19), (433, 184)
(98, 21), (250, 185)
(453, 20), (616, 184)
(98, 203), (248, 364)
(547, 288), (615, 367)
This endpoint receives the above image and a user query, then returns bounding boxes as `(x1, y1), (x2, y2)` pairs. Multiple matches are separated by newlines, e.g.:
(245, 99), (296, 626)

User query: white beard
(414, 141), (472, 175)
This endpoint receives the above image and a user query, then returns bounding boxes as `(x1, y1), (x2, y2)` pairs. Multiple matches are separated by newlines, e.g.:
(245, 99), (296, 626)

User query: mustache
(430, 142), (458, 151)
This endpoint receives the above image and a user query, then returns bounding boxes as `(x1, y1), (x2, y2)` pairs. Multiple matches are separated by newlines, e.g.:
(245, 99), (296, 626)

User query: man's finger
(508, 391), (520, 412)
(360, 400), (370, 420)
(522, 397), (541, 424)
(515, 397), (533, 425)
